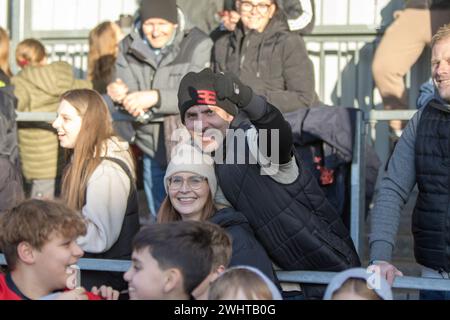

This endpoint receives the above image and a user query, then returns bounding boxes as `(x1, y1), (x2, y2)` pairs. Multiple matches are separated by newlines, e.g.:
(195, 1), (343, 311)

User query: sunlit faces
(167, 172), (210, 221)
(432, 37), (450, 102)
(142, 18), (177, 49)
(124, 248), (170, 300)
(237, 0), (276, 33)
(52, 100), (83, 149)
(184, 105), (234, 152)
(29, 232), (84, 293)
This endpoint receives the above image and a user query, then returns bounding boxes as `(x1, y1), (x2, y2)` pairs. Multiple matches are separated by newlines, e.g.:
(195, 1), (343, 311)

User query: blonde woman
(52, 89), (139, 291)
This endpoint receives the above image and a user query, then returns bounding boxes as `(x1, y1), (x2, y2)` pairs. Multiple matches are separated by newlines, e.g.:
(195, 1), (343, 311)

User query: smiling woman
(213, 0), (318, 112)
(11, 39), (92, 200)
(52, 89), (140, 292)
(157, 143), (278, 292)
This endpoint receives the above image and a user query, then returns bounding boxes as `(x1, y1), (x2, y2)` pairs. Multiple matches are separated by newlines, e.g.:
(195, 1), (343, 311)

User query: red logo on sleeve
(196, 90), (217, 105)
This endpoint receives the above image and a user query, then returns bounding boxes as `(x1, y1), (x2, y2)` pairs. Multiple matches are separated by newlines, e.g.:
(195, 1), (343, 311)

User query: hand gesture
(214, 72), (253, 108)
(370, 261), (403, 286)
(91, 285), (120, 300)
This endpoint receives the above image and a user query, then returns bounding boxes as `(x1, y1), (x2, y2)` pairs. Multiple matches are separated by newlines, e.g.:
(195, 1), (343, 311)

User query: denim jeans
(143, 154), (166, 218)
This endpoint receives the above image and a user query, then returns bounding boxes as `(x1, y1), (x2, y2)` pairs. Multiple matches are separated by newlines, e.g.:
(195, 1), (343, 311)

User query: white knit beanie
(164, 144), (217, 196)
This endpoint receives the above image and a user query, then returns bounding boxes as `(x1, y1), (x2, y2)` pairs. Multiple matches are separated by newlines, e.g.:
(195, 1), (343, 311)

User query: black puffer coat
(209, 208), (278, 284)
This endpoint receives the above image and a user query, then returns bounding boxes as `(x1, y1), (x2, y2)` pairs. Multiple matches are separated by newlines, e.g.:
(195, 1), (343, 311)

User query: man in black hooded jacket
(176, 68), (360, 299)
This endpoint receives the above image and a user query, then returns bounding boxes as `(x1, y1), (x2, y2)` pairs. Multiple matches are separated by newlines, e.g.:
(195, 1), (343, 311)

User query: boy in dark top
(124, 221), (214, 300)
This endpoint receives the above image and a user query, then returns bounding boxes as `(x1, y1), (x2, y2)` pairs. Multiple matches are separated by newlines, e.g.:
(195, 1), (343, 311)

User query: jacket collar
(430, 90), (450, 113)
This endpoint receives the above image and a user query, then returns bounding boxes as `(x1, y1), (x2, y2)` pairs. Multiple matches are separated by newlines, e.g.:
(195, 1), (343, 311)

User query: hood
(235, 10), (289, 39)
(430, 89), (450, 113)
(14, 61), (78, 96)
(323, 268), (393, 300)
(233, 11), (289, 78)
(218, 266), (282, 300)
(260, 11), (290, 37)
(209, 208), (250, 229)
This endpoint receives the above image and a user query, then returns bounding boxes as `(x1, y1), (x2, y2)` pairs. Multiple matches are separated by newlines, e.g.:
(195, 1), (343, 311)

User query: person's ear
(163, 268), (183, 293)
(209, 265), (226, 283)
(224, 112), (234, 123)
(216, 265), (226, 275)
(17, 242), (37, 265)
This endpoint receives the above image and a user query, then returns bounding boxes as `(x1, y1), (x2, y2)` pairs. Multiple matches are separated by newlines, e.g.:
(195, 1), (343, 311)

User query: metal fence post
(8, 0), (23, 74)
(350, 110), (366, 257)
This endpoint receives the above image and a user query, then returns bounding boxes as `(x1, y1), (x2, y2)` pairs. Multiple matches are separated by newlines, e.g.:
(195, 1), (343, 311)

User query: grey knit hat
(139, 0), (178, 24)
(323, 268), (393, 300)
(164, 144), (217, 197)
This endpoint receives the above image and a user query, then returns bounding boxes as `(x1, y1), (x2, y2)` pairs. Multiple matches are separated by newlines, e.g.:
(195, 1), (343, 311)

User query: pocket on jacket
(313, 228), (352, 265)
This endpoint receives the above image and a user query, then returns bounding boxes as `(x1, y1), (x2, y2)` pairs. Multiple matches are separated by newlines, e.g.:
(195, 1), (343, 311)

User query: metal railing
(2, 254), (450, 293)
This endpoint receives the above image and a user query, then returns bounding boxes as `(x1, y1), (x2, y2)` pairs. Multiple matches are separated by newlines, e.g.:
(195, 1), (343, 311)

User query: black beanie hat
(140, 0), (178, 24)
(178, 69), (238, 123)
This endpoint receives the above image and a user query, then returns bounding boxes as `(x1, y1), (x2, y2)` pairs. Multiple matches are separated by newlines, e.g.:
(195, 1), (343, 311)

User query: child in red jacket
(0, 199), (118, 300)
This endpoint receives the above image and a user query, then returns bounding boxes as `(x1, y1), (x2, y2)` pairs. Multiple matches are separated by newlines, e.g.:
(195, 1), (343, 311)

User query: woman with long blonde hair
(52, 89), (139, 291)
(88, 21), (124, 93)
(0, 27), (12, 86)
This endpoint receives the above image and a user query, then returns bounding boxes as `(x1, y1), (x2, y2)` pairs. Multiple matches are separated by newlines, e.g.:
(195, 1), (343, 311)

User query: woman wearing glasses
(157, 144), (277, 286)
(212, 0), (318, 112)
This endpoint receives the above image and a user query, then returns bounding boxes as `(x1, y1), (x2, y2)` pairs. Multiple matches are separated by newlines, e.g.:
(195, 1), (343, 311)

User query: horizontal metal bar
(77, 258), (131, 272)
(2, 254), (449, 292)
(277, 271), (450, 292)
(17, 110), (419, 124)
(29, 25), (382, 42)
(366, 110), (418, 122)
(15, 111), (161, 123)
(16, 112), (56, 122)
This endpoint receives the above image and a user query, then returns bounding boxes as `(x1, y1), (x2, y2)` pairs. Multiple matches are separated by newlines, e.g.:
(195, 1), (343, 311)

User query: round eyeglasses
(239, 1), (272, 14)
(167, 175), (207, 191)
